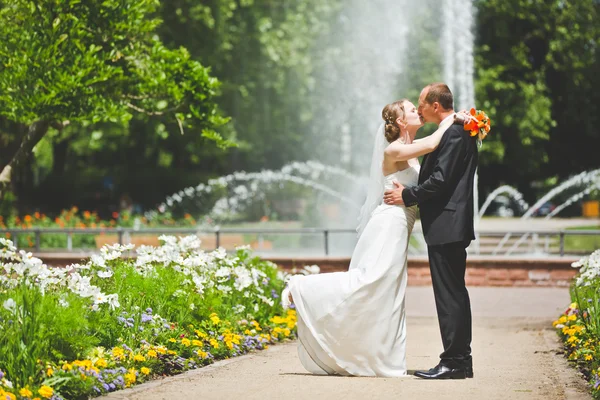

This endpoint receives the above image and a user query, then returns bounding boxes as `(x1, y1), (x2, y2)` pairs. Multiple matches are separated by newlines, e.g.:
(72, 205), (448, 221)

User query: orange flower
(55, 217), (61, 224)
(83, 211), (91, 219)
(34, 212), (41, 219)
(469, 108), (476, 116)
(112, 212), (119, 219)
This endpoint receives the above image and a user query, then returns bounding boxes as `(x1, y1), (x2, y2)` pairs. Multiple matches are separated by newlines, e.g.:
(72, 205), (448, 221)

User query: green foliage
(475, 0), (599, 198)
(0, 238), (295, 398)
(0, 0), (225, 132)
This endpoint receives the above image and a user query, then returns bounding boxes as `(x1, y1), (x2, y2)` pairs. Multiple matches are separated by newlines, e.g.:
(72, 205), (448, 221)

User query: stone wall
(268, 255), (579, 287)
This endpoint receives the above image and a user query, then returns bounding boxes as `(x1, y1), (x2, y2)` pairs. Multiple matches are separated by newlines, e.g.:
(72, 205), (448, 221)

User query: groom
(383, 83), (478, 379)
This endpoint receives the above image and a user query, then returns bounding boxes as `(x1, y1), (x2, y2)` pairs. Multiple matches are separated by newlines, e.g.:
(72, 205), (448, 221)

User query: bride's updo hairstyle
(382, 99), (408, 143)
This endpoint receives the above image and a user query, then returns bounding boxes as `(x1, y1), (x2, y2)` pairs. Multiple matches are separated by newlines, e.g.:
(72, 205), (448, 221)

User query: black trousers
(427, 240), (472, 368)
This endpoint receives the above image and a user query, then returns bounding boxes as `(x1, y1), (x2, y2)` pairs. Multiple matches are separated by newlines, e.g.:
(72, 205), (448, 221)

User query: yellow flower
(181, 338), (191, 347)
(19, 388), (33, 398)
(558, 316), (568, 324)
(271, 316), (286, 324)
(3, 392), (16, 400)
(570, 302), (578, 310)
(125, 371), (137, 387)
(141, 367), (151, 375)
(568, 315), (577, 322)
(167, 350), (177, 355)
(62, 363), (73, 371)
(134, 354), (146, 362)
(147, 350), (157, 358)
(197, 350), (208, 359)
(585, 354), (593, 361)
(168, 338), (177, 343)
(244, 329), (252, 335)
(210, 313), (221, 325)
(154, 346), (167, 354)
(192, 340), (203, 347)
(568, 336), (579, 344)
(38, 386), (54, 399)
(251, 320), (262, 331)
(46, 367), (53, 377)
(95, 358), (108, 368)
(209, 338), (219, 349)
(112, 347), (125, 358)
(195, 329), (207, 339)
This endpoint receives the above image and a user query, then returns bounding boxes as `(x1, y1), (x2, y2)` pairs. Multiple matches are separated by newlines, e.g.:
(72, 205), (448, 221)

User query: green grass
(564, 226), (600, 253)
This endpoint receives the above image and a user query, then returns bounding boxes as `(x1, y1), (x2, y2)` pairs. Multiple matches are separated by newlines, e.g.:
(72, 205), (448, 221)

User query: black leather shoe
(465, 366), (474, 378)
(413, 364), (468, 380)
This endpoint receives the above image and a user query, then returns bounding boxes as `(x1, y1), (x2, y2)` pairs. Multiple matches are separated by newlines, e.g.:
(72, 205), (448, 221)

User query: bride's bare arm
(383, 117), (456, 161)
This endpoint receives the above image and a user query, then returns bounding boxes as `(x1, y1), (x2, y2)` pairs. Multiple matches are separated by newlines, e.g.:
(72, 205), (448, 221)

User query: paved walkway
(104, 287), (591, 400)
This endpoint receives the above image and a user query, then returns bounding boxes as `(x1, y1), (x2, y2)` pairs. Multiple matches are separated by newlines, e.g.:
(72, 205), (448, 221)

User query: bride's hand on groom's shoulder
(383, 181), (405, 206)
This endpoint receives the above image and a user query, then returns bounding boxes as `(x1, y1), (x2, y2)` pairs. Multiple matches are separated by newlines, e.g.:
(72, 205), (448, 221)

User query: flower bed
(553, 249), (600, 398)
(0, 208), (197, 249)
(0, 236), (301, 400)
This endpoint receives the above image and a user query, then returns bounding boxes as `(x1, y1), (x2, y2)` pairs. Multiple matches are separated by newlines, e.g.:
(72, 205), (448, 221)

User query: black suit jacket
(402, 123), (479, 246)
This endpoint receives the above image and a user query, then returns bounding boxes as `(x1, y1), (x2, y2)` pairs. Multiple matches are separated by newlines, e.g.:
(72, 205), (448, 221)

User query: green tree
(475, 0), (599, 199)
(0, 0), (232, 199)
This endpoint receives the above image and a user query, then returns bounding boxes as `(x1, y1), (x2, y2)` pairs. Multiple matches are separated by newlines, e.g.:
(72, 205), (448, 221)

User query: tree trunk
(0, 120), (51, 199)
(52, 139), (70, 176)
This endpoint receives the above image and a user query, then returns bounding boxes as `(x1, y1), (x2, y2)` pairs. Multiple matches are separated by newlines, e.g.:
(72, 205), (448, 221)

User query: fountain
(149, 0), (595, 257)
(478, 186), (530, 219)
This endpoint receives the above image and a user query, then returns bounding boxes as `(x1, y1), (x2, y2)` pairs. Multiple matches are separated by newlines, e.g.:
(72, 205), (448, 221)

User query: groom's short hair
(424, 83), (453, 110)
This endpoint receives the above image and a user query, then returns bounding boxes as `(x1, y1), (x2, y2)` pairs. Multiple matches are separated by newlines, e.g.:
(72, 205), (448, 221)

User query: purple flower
(102, 383), (110, 391)
(122, 344), (132, 352)
(109, 383), (116, 390)
(141, 313), (153, 323)
(0, 369), (3, 379)
(146, 307), (153, 314)
(271, 289), (279, 298)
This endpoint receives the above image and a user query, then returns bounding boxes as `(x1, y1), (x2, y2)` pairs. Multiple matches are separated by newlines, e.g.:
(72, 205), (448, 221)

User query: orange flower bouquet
(462, 108), (491, 143)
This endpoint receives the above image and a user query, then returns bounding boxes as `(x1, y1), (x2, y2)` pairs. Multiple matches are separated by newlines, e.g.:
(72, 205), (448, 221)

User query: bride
(282, 99), (460, 377)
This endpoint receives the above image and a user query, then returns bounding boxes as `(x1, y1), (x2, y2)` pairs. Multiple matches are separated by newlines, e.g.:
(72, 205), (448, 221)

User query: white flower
(94, 293), (107, 304)
(58, 298), (70, 308)
(217, 284), (233, 294)
(3, 298), (16, 312)
(233, 304), (246, 314)
(97, 270), (114, 279)
(189, 303), (196, 310)
(90, 254), (107, 268)
(106, 294), (120, 310)
(303, 265), (321, 275)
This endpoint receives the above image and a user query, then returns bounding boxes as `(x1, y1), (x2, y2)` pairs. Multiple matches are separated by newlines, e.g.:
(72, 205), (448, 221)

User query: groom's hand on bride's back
(383, 181), (405, 205)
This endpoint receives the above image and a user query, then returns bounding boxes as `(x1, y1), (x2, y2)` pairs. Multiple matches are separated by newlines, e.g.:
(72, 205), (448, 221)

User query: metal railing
(0, 227), (598, 256)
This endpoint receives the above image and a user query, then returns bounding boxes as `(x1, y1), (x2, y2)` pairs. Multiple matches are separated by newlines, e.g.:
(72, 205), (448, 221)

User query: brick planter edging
(32, 253), (581, 287)
(268, 255), (581, 288)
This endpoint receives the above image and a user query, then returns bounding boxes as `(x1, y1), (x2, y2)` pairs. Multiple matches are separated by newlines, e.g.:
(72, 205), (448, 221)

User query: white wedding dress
(287, 165), (419, 377)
